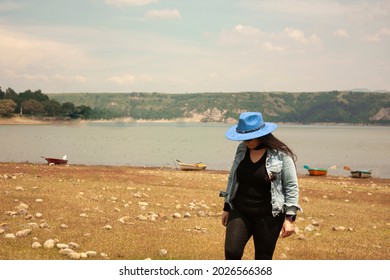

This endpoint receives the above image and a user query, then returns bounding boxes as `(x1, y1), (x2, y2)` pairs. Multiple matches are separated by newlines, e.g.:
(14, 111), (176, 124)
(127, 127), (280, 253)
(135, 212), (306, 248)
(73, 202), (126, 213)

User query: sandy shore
(1, 162), (389, 260)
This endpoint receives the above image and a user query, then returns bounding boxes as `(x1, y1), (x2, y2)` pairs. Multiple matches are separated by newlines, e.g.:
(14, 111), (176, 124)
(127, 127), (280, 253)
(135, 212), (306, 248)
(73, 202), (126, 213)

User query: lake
(1, 122), (389, 178)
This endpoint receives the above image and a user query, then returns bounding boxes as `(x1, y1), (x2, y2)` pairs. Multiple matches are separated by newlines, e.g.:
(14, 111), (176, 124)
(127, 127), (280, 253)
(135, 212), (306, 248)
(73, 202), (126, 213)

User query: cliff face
(371, 108), (390, 121)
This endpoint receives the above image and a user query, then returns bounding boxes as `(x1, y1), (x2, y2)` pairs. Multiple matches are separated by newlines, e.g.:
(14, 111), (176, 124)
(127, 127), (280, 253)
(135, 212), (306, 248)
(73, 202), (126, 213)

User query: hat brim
(225, 122), (278, 141)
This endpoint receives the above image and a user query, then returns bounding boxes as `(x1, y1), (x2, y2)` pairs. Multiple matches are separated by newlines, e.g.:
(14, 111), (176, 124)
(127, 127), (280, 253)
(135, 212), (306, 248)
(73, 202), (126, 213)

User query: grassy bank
(0, 163), (389, 260)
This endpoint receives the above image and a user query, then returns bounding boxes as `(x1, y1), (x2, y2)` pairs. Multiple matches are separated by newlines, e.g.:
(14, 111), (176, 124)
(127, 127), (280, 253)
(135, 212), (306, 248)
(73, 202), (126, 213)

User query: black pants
(225, 208), (285, 260)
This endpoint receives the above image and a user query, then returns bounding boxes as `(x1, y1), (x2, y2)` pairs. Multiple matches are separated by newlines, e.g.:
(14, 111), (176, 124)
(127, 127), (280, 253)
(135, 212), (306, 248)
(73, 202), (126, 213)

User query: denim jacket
(220, 142), (302, 217)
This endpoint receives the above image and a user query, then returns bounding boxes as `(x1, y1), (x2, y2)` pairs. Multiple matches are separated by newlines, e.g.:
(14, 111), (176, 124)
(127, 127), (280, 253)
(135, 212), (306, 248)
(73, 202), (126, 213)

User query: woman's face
(243, 138), (261, 150)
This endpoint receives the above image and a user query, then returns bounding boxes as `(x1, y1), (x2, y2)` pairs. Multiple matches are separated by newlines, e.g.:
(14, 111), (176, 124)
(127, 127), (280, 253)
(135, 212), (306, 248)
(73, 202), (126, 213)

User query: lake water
(1, 122), (389, 178)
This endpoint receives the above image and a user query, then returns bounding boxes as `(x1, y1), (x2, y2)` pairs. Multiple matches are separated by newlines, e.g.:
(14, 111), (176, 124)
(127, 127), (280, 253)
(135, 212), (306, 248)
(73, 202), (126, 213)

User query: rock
(100, 253), (109, 259)
(59, 248), (75, 255)
(5, 233), (16, 239)
(40, 222), (49, 229)
(304, 225), (315, 232)
(35, 198), (43, 202)
(26, 222), (39, 229)
(297, 234), (306, 240)
(86, 251), (97, 257)
(35, 213), (43, 218)
(5, 211), (18, 216)
(183, 212), (191, 218)
(17, 203), (29, 210)
(197, 211), (206, 217)
(102, 225), (112, 230)
(332, 226), (346, 231)
(32, 242), (42, 249)
(56, 243), (69, 249)
(44, 239), (56, 249)
(119, 216), (133, 224)
(60, 224), (69, 229)
(311, 220), (320, 226)
(15, 229), (32, 237)
(136, 215), (148, 221)
(159, 249), (168, 256)
(172, 212), (182, 219)
(68, 242), (80, 250)
(69, 252), (81, 259)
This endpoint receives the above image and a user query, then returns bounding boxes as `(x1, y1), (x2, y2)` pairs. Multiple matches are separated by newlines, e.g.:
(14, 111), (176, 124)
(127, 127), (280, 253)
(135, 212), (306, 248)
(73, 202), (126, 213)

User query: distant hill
(48, 91), (390, 124)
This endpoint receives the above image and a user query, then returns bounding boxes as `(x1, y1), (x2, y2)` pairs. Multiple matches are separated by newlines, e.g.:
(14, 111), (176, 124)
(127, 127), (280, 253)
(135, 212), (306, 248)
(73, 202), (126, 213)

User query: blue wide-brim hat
(226, 112), (277, 141)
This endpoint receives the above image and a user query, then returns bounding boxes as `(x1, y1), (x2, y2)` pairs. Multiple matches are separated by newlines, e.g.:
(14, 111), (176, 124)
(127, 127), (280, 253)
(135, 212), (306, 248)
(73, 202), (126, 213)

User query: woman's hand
(281, 218), (295, 238)
(221, 211), (229, 226)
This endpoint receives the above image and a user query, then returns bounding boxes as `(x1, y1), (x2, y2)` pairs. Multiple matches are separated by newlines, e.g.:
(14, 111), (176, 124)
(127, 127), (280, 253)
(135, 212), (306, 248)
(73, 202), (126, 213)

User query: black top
(232, 149), (272, 216)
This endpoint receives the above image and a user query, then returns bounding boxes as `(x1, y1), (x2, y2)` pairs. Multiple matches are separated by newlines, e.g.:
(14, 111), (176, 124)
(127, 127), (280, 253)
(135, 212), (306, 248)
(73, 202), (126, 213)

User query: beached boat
(176, 160), (206, 171)
(42, 155), (68, 165)
(304, 165), (330, 176)
(303, 165), (337, 176)
(350, 170), (372, 178)
(307, 168), (328, 176)
(344, 166), (371, 178)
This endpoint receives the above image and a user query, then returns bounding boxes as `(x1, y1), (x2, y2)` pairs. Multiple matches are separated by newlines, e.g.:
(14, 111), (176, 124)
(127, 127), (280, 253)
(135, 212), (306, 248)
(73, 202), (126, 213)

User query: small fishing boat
(344, 166), (371, 178)
(42, 155), (68, 165)
(303, 165), (334, 176)
(307, 168), (328, 176)
(350, 170), (372, 178)
(176, 160), (207, 171)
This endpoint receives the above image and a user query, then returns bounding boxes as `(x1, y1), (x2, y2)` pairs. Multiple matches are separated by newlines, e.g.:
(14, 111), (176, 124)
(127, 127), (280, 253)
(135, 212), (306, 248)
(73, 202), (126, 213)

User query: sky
(0, 0), (389, 94)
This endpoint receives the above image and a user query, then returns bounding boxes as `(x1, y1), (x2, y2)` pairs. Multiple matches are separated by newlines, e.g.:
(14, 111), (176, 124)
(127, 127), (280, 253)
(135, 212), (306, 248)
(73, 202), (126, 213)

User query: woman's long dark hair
(259, 133), (297, 162)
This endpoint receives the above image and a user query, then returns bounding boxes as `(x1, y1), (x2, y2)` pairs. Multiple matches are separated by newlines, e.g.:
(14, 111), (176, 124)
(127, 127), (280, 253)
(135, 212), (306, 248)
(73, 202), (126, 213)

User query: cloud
(365, 28), (390, 42)
(262, 42), (284, 52)
(145, 9), (181, 20)
(285, 27), (320, 44)
(234, 24), (262, 36)
(104, 0), (158, 6)
(0, 28), (88, 69)
(108, 74), (152, 85)
(215, 24), (263, 47)
(333, 29), (349, 38)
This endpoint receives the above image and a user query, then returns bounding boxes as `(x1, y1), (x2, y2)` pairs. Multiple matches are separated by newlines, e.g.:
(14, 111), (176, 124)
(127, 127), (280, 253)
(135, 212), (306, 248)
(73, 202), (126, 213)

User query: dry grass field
(0, 162), (389, 260)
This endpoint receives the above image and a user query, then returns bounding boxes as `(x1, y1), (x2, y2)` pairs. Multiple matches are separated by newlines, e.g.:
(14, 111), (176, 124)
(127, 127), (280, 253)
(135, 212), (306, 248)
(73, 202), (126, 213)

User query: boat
(42, 155), (68, 165)
(344, 166), (371, 178)
(303, 165), (337, 176)
(176, 160), (207, 171)
(304, 165), (329, 176)
(307, 168), (328, 176)
(350, 170), (372, 178)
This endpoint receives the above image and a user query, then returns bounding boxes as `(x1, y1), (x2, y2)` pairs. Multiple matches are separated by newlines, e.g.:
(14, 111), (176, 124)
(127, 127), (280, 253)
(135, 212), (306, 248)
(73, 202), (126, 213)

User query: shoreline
(0, 116), (385, 126)
(2, 161), (390, 182)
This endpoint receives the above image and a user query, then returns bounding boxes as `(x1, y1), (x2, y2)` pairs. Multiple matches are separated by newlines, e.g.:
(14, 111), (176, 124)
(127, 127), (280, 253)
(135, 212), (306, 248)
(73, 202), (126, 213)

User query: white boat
(350, 170), (372, 178)
(344, 166), (372, 178)
(176, 160), (207, 171)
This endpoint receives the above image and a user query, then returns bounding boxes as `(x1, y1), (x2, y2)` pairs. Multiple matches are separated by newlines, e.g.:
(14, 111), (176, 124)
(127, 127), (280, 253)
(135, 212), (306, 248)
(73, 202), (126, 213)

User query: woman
(220, 112), (301, 260)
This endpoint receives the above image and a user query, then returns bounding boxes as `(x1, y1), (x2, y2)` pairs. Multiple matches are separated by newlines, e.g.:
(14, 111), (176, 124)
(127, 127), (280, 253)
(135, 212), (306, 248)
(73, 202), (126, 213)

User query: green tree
(75, 105), (92, 119)
(43, 100), (62, 117)
(0, 99), (17, 117)
(4, 88), (18, 102)
(22, 99), (44, 116)
(0, 87), (4, 99)
(62, 102), (76, 118)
